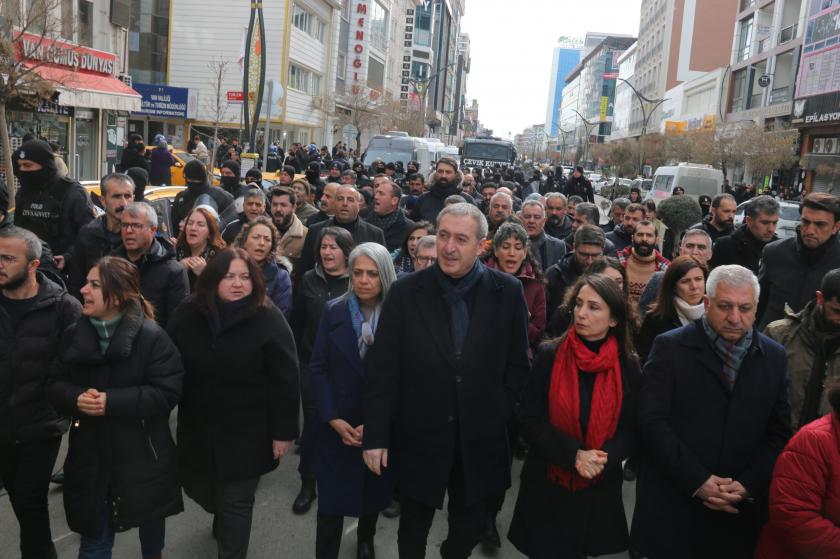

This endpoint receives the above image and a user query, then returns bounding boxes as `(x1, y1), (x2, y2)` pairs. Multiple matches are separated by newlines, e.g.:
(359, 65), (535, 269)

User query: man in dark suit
(632, 264), (791, 559)
(363, 203), (531, 559)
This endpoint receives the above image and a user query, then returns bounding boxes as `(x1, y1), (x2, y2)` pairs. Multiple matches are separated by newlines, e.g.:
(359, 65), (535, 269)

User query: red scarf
(547, 327), (623, 490)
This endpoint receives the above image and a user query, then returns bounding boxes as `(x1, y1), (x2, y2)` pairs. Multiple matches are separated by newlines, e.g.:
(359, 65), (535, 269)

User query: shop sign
(346, 0), (372, 95)
(400, 8), (414, 102)
(132, 83), (190, 118)
(36, 98), (73, 116)
(227, 91), (244, 103)
(16, 32), (116, 75)
(792, 91), (840, 125)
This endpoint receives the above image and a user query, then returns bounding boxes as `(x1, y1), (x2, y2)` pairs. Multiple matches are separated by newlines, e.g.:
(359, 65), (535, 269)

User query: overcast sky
(460, 0), (642, 140)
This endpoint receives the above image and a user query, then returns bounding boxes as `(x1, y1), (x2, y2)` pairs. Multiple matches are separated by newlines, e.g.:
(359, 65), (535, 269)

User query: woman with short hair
(309, 243), (397, 559)
(509, 274), (641, 558)
(176, 206), (227, 291)
(168, 248), (299, 559)
(234, 216), (292, 319)
(48, 256), (184, 559)
(392, 221), (433, 274)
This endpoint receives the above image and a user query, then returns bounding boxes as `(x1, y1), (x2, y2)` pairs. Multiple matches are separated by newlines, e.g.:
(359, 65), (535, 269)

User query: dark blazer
(309, 299), (394, 517)
(167, 300), (299, 510)
(508, 341), (641, 558)
(48, 302), (184, 536)
(631, 320), (792, 559)
(636, 312), (681, 365)
(531, 231), (566, 272)
(710, 224), (775, 274)
(363, 265), (531, 509)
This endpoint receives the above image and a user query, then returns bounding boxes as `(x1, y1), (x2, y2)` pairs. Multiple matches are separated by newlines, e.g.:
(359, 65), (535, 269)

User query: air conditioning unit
(119, 74), (132, 87)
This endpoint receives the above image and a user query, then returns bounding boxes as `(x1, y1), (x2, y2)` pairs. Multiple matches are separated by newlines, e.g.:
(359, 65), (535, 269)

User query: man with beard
(479, 182), (497, 214)
(460, 173), (478, 201)
(617, 220), (670, 308)
(519, 200), (565, 272)
(270, 187), (308, 271)
(0, 226), (81, 559)
(758, 192), (840, 329)
(688, 193), (737, 245)
(487, 192), (514, 235)
(67, 173), (135, 297)
(114, 202), (188, 327)
(292, 178), (319, 222)
(12, 139), (93, 271)
(366, 177), (414, 252)
(278, 165), (297, 187)
(413, 158), (471, 224)
(406, 173), (426, 196)
(606, 202), (645, 252)
(306, 181), (340, 227)
(564, 165), (594, 203)
(296, 184), (385, 279)
(544, 193), (573, 239)
(218, 160), (243, 198)
(710, 195), (779, 274)
(221, 187), (268, 244)
(765, 269), (840, 429)
(171, 160), (234, 237)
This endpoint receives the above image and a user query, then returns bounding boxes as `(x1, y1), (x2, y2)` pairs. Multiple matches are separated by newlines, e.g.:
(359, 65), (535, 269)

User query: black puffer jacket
(709, 224), (775, 274)
(0, 273), (81, 444)
(564, 175), (594, 203)
(113, 238), (189, 328)
(171, 181), (234, 237)
(47, 302), (184, 537)
(168, 299), (299, 502)
(67, 216), (123, 297)
(290, 265), (350, 364)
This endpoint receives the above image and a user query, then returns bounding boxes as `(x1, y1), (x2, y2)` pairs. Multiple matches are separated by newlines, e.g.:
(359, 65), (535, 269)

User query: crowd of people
(2, 137), (840, 559)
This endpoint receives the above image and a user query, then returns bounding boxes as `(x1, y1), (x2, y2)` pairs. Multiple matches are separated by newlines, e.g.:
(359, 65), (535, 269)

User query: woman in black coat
(309, 243), (397, 559)
(508, 274), (641, 559)
(637, 256), (708, 364)
(289, 226), (354, 514)
(167, 248), (299, 559)
(48, 256), (184, 559)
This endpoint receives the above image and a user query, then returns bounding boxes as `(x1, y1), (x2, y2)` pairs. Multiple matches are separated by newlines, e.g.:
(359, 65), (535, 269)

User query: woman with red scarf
(508, 274), (641, 558)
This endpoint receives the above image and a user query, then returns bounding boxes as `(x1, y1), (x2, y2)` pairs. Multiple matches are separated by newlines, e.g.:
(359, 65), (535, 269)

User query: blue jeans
(78, 505), (165, 559)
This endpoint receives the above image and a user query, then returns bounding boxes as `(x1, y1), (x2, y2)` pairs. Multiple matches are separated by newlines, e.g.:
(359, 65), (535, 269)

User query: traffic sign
(227, 91), (244, 103)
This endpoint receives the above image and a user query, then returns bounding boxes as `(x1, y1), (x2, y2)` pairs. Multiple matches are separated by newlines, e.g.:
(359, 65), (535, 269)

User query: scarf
(366, 208), (402, 232)
(547, 328), (623, 491)
(347, 294), (379, 359)
(89, 314), (124, 354)
(701, 316), (753, 389)
(673, 296), (705, 326)
(435, 260), (484, 356)
(210, 295), (254, 337)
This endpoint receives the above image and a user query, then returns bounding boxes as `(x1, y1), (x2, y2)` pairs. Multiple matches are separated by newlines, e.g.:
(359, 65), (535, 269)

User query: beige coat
(277, 213), (307, 272)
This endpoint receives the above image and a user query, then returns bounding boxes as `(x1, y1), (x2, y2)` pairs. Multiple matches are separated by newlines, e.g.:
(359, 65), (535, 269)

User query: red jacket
(755, 413), (840, 559)
(484, 258), (546, 347)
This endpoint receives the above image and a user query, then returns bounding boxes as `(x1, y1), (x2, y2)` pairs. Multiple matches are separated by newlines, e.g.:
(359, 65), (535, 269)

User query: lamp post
(407, 62), (458, 137)
(572, 109), (599, 168)
(557, 127), (574, 165)
(615, 77), (666, 177)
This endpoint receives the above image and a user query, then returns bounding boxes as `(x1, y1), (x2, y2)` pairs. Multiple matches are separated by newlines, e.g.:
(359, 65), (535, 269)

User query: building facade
(544, 37), (584, 137)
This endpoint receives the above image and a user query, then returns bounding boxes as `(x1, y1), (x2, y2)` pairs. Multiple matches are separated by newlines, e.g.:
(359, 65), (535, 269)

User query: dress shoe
(481, 513), (501, 549)
(357, 540), (375, 559)
(50, 471), (65, 485)
(382, 500), (401, 518)
(292, 479), (316, 514)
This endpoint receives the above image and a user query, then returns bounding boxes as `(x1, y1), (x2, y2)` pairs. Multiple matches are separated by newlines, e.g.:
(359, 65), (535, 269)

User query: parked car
(733, 199), (799, 240)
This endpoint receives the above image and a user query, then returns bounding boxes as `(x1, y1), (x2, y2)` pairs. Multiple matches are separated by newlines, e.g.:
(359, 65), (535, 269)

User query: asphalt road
(1, 430), (635, 559)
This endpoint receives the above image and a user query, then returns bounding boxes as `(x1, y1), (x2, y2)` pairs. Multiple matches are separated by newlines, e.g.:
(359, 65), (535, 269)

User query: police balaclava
(219, 160), (241, 193)
(184, 159), (210, 191)
(13, 140), (58, 190)
(125, 167), (149, 202)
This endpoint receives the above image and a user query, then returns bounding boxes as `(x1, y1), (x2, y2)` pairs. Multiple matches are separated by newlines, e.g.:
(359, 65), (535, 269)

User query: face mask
(221, 175), (240, 189)
(16, 168), (54, 190)
(187, 179), (208, 191)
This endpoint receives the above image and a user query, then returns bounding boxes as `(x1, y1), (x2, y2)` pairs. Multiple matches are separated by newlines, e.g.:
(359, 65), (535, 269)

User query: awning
(27, 64), (141, 112)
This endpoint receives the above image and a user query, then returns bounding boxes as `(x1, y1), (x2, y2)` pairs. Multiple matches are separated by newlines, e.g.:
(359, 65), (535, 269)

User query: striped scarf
(701, 316), (752, 389)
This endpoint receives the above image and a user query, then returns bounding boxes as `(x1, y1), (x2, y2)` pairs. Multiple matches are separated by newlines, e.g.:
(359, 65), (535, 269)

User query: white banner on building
(346, 0), (372, 95)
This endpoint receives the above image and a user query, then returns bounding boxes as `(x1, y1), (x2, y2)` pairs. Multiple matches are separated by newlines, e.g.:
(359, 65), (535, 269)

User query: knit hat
(245, 168), (262, 183)
(13, 140), (57, 172)
(329, 161), (343, 171)
(184, 159), (208, 182)
(221, 160), (241, 177)
(282, 165), (296, 177)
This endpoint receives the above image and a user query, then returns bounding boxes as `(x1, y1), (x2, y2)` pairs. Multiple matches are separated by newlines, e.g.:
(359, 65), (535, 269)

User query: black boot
(357, 540), (375, 559)
(381, 499), (401, 518)
(481, 512), (501, 550)
(292, 479), (317, 514)
(50, 470), (65, 485)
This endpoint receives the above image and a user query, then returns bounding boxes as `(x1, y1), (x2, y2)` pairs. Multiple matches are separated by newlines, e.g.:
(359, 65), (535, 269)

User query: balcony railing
(779, 23), (798, 44)
(770, 85), (792, 105)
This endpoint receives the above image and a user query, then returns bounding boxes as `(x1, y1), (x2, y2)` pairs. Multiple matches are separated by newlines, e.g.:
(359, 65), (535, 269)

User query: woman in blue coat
(309, 242), (397, 559)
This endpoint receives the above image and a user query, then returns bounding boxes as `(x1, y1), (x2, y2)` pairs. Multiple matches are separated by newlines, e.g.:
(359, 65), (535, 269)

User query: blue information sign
(133, 83), (190, 118)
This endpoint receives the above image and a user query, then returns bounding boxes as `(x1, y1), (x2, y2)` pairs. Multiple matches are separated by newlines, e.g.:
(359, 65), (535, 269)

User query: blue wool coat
(309, 298), (394, 517)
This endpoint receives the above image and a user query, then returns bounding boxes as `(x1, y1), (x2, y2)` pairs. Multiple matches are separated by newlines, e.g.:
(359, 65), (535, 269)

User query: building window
(61, 0), (74, 40)
(731, 68), (748, 112)
(293, 4), (327, 43)
(77, 0), (92, 46)
(370, 1), (388, 52)
(25, 0), (48, 35)
(336, 52), (346, 80)
(129, 0), (170, 85)
(736, 17), (753, 62)
(289, 63), (323, 95)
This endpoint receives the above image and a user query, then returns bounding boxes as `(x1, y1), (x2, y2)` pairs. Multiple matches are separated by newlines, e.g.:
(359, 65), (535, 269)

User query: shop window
(78, 0), (92, 47)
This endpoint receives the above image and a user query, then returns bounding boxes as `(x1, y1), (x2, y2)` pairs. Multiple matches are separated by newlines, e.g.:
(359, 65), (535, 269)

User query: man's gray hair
(0, 225), (43, 261)
(415, 235), (437, 253)
(343, 242), (397, 303)
(707, 265), (760, 303)
(745, 195), (780, 219)
(575, 202), (600, 226)
(574, 223), (606, 248)
(682, 228), (712, 246)
(445, 194), (467, 206)
(123, 201), (158, 228)
(243, 188), (266, 202)
(101, 173), (135, 197)
(612, 197), (631, 210)
(521, 200), (546, 216)
(437, 202), (489, 240)
(490, 191), (513, 207)
(545, 192), (567, 205)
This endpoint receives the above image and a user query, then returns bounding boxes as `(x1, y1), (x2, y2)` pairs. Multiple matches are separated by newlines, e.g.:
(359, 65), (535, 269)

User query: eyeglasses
(0, 254), (20, 266)
(415, 256), (437, 264)
(120, 222), (147, 231)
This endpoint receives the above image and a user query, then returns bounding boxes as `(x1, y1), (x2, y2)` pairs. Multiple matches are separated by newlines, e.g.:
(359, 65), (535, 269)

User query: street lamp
(557, 127), (574, 165)
(572, 109), (599, 167)
(406, 61), (458, 137)
(615, 77), (667, 176)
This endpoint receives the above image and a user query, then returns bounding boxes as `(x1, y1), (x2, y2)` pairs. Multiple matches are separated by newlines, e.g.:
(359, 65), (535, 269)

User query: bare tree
(737, 125), (799, 180)
(203, 57), (234, 171)
(331, 88), (385, 153)
(381, 98), (424, 137)
(0, 0), (67, 200)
